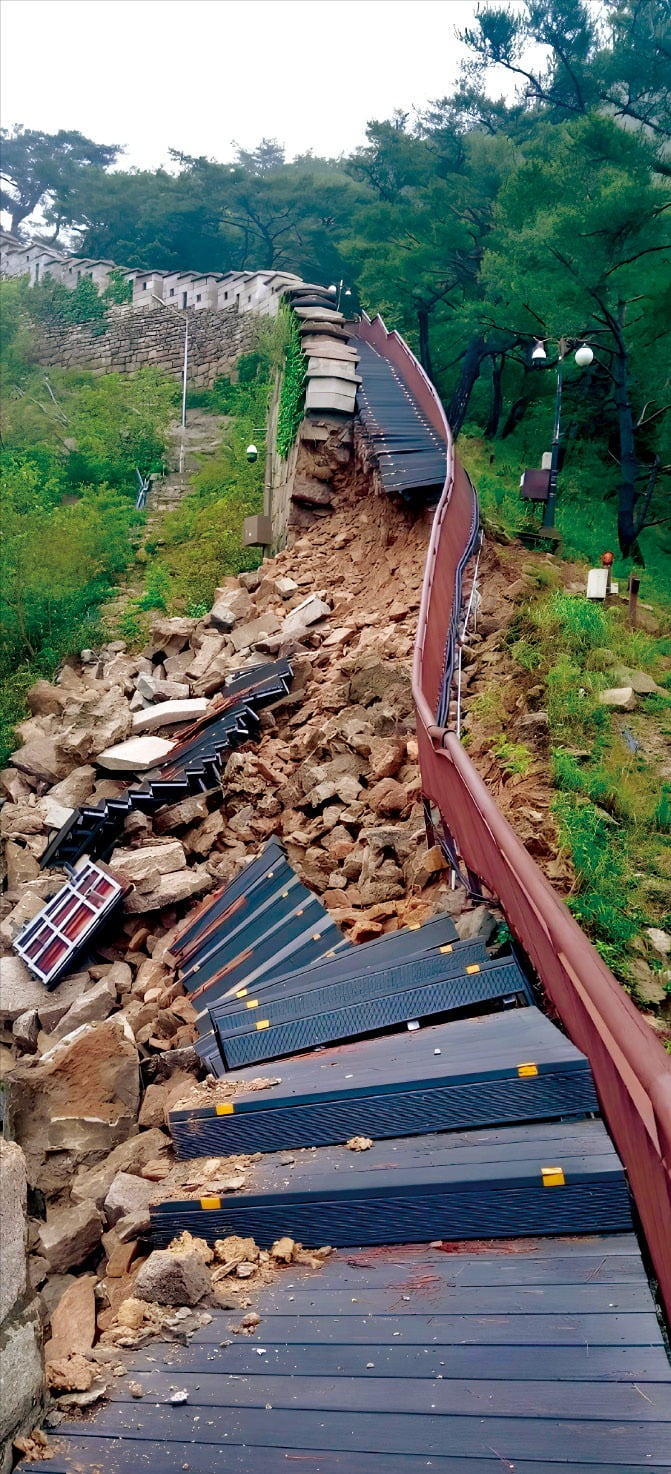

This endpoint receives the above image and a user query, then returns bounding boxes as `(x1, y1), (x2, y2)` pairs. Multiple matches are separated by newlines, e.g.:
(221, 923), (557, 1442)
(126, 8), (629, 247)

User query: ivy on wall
(276, 309), (306, 460)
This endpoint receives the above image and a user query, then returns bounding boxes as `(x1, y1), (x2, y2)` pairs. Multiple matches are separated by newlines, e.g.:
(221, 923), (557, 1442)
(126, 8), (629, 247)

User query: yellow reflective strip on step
(465, 963), (480, 975)
(215, 1103), (234, 1116)
(200, 1196), (221, 1210)
(541, 1166), (565, 1187)
(236, 988), (248, 998)
(256, 1019), (270, 1031)
(246, 999), (259, 1009)
(439, 945), (453, 954)
(518, 1062), (538, 1078)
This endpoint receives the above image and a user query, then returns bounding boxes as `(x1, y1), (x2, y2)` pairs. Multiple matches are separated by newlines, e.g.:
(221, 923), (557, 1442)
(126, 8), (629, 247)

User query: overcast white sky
(1, 0), (516, 169)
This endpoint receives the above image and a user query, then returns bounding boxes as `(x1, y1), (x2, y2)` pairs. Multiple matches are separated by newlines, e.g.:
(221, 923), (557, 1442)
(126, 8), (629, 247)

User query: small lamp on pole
(531, 336), (593, 533)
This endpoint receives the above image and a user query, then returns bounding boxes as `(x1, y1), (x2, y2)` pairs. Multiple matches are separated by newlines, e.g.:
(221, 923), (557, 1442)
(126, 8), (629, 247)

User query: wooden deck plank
(49, 1405), (671, 1463)
(28, 1439), (671, 1474)
(121, 1341), (671, 1383)
(105, 1371), (671, 1421)
(185, 1309), (664, 1344)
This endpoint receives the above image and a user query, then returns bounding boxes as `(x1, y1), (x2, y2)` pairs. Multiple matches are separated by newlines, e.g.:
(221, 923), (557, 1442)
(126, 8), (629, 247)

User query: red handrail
(360, 312), (671, 1321)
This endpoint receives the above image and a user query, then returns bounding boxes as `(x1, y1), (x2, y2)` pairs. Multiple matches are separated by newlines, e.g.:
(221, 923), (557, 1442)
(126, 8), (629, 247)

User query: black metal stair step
(211, 912), (463, 1014)
(170, 1006), (599, 1157)
(211, 939), (490, 1036)
(217, 956), (530, 1070)
(151, 1118), (632, 1249)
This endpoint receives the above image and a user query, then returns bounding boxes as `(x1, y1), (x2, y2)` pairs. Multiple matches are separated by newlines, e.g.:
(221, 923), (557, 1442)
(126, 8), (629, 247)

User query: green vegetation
(4, 2), (668, 566)
(0, 279), (177, 763)
(132, 347), (274, 618)
(508, 584), (671, 980)
(276, 309), (307, 459)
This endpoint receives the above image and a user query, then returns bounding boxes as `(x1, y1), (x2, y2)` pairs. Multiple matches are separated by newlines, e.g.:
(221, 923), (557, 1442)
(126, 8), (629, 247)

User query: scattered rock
(132, 698), (208, 733)
(104, 1171), (158, 1226)
(5, 1015), (140, 1184)
(646, 927), (671, 958)
(346, 1136), (373, 1151)
(134, 1249), (211, 1306)
(599, 686), (637, 710)
(38, 1201), (103, 1273)
(96, 735), (176, 772)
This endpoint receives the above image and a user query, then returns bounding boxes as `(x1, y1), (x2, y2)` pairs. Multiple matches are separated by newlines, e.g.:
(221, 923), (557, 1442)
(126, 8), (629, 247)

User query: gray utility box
(243, 514), (272, 547)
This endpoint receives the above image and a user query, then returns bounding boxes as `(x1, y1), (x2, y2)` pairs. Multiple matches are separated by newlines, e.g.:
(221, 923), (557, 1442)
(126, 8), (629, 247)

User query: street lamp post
(530, 338), (594, 533)
(151, 293), (189, 475)
(328, 280), (352, 312)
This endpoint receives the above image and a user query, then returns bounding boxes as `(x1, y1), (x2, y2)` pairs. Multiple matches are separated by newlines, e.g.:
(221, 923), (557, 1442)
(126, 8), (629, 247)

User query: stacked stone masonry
(0, 1141), (43, 1471)
(29, 304), (260, 387)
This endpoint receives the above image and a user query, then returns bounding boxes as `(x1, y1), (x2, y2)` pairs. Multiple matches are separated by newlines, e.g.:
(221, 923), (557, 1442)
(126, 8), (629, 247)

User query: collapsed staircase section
(12, 663), (293, 989)
(174, 840), (533, 1077)
(155, 838), (630, 1254)
(36, 662), (293, 871)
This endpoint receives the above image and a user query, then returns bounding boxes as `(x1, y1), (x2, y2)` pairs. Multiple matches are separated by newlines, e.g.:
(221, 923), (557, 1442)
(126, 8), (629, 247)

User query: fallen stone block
(0, 894), (44, 946)
(0, 957), (82, 1026)
(230, 614), (281, 653)
(12, 1009), (39, 1054)
(96, 735), (176, 772)
(10, 738), (70, 785)
(71, 1128), (170, 1209)
(52, 976), (117, 1037)
(47, 1274), (96, 1358)
(455, 905), (498, 944)
(122, 866), (212, 914)
(134, 1249), (210, 1306)
(0, 1300), (43, 1453)
(0, 1141), (28, 1323)
(209, 600), (237, 631)
(136, 674), (190, 703)
(154, 794), (210, 834)
(282, 594), (330, 637)
(132, 698), (208, 733)
(149, 616), (198, 656)
(110, 840), (187, 891)
(186, 634), (227, 681)
(275, 576), (299, 599)
(47, 765), (96, 807)
(5, 1015), (140, 1184)
(38, 1200), (103, 1273)
(104, 1171), (158, 1227)
(26, 679), (65, 717)
(37, 974), (91, 1035)
(599, 686), (637, 710)
(36, 795), (75, 832)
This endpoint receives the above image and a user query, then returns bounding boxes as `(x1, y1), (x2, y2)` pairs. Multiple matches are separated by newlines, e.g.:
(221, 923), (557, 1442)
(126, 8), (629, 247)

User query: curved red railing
(357, 313), (671, 1321)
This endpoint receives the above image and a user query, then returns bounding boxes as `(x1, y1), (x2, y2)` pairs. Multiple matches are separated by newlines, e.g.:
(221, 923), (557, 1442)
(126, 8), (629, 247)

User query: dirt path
(103, 408), (228, 624)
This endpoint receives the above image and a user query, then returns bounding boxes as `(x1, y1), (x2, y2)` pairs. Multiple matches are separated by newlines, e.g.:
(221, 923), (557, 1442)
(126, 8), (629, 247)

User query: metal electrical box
(242, 514), (272, 547)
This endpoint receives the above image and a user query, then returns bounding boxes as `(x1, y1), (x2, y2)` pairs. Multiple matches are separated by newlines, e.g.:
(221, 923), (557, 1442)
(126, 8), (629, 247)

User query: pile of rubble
(0, 476), (497, 1434)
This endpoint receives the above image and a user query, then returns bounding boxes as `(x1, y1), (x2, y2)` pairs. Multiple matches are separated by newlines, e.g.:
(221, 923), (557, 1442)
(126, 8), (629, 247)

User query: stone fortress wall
(0, 231), (307, 386)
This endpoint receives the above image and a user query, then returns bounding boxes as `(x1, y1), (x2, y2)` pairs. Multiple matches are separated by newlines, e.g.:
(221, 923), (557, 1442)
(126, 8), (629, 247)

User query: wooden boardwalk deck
(34, 1236), (671, 1472)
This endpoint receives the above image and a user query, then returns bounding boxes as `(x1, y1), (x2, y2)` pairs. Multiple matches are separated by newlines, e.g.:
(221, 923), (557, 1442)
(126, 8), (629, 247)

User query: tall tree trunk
(500, 393), (532, 439)
(447, 336), (487, 437)
(484, 353), (504, 438)
(417, 306), (434, 381)
(612, 312), (640, 557)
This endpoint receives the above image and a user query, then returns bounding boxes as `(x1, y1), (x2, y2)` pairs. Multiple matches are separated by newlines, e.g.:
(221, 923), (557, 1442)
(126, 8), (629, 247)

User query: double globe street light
(524, 337), (594, 537)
